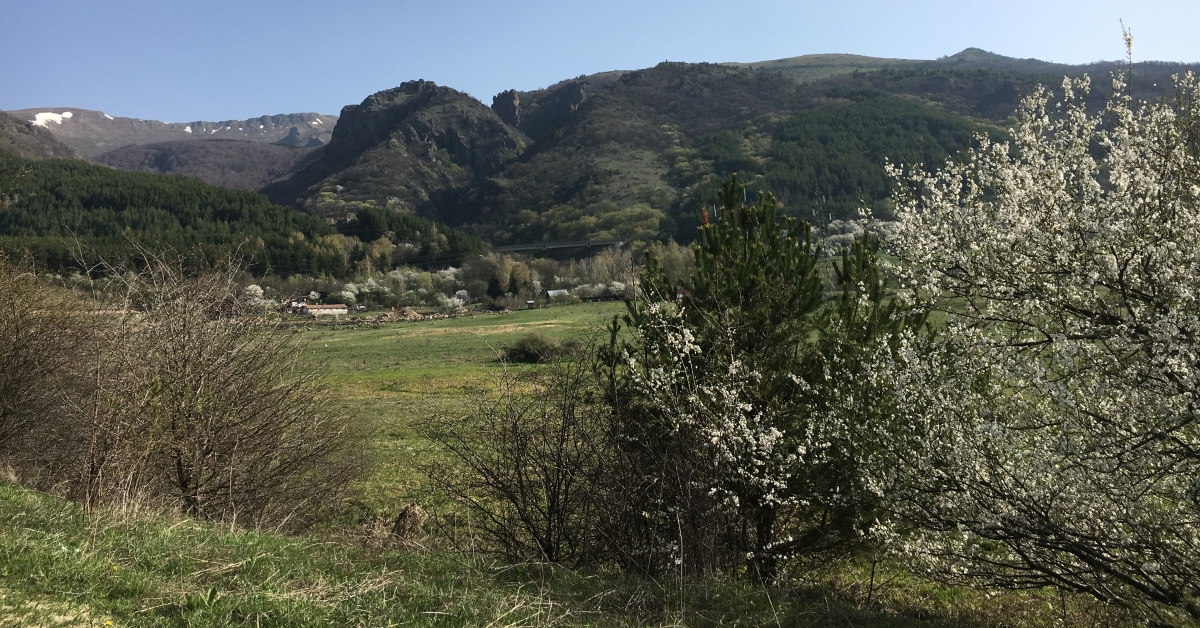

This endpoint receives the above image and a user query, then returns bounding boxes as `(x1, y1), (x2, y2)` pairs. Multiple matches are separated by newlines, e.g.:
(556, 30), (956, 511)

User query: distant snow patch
(30, 111), (73, 127)
(184, 125), (192, 133)
(103, 113), (114, 120)
(259, 124), (264, 129)
(211, 129), (217, 134)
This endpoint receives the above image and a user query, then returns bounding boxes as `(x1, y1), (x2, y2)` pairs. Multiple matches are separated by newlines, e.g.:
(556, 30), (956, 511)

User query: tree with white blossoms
(614, 174), (923, 581)
(882, 56), (1200, 623)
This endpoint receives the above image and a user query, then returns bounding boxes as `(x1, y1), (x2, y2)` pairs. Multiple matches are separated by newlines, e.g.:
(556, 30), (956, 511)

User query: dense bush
(500, 333), (577, 363)
(0, 255), (84, 452)
(0, 255), (363, 527)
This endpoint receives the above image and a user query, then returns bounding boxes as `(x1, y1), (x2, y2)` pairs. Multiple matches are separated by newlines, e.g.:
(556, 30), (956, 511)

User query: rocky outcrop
(502, 73), (621, 143)
(492, 89), (521, 127)
(263, 80), (528, 222)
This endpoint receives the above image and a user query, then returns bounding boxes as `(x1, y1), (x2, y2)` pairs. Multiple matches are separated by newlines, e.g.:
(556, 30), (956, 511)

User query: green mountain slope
(723, 52), (927, 83)
(760, 87), (1006, 221)
(95, 139), (322, 191)
(736, 48), (1189, 118)
(723, 48), (1072, 81)
(266, 62), (998, 243)
(469, 63), (803, 242)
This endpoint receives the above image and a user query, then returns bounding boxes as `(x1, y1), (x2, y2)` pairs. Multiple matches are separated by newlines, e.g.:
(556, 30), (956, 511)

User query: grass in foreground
(0, 480), (1127, 627)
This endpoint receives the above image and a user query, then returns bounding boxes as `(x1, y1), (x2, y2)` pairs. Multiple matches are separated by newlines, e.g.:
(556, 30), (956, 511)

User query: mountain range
(3, 47), (1193, 249)
(4, 108), (337, 157)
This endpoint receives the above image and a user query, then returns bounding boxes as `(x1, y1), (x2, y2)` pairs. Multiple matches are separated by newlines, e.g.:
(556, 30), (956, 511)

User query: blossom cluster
(880, 70), (1200, 622)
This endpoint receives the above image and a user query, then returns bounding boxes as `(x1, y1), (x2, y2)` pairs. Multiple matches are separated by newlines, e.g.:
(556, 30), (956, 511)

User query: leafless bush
(424, 355), (613, 565)
(3, 253), (365, 527)
(0, 255), (85, 459)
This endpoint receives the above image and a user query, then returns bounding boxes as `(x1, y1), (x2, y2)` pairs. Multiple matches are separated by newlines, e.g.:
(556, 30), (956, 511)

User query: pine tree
(486, 276), (505, 300)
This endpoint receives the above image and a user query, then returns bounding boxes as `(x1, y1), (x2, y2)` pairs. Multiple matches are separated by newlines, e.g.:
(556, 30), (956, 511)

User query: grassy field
(299, 302), (627, 510)
(0, 302), (1130, 626)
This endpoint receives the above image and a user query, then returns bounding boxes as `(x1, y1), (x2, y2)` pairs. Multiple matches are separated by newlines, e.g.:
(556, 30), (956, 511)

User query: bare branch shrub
(4, 253), (364, 527)
(424, 355), (612, 565)
(0, 255), (85, 460)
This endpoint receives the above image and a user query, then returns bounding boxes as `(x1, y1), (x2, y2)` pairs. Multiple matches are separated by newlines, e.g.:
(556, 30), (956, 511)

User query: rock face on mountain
(491, 90), (521, 127)
(0, 111), (80, 160)
(500, 71), (625, 142)
(3, 108), (338, 158)
(262, 80), (528, 222)
(94, 139), (322, 191)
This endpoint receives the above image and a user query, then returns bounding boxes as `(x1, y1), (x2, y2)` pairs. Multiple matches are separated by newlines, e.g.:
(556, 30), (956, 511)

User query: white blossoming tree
(613, 175), (923, 581)
(884, 66), (1200, 623)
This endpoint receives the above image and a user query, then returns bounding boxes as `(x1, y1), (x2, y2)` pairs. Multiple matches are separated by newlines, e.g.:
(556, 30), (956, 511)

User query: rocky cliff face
(267, 65), (806, 243)
(262, 80), (528, 222)
(491, 90), (521, 127)
(3, 108), (337, 158)
(494, 70), (625, 142)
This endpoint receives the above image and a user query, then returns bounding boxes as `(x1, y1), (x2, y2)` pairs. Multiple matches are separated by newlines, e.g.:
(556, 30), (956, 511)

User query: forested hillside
(267, 63), (1003, 243)
(95, 139), (322, 191)
(258, 49), (1186, 246)
(0, 156), (484, 275)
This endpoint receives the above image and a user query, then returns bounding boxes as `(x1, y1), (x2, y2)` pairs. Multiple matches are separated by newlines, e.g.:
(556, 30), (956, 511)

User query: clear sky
(2, 0), (1197, 122)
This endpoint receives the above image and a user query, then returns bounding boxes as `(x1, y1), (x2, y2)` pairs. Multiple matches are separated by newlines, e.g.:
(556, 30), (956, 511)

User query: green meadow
(300, 302), (627, 509)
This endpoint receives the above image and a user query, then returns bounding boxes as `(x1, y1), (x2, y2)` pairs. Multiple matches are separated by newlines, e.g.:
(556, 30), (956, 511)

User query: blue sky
(2, 0), (1198, 122)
